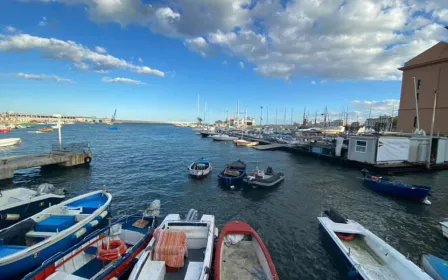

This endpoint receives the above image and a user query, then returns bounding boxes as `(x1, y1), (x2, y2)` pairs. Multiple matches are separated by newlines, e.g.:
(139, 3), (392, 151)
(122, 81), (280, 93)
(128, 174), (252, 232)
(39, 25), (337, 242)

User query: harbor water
(1, 124), (448, 279)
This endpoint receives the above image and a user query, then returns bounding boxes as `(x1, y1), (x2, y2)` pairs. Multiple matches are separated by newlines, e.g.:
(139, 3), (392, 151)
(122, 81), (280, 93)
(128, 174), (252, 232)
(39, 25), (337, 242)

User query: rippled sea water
(1, 124), (448, 279)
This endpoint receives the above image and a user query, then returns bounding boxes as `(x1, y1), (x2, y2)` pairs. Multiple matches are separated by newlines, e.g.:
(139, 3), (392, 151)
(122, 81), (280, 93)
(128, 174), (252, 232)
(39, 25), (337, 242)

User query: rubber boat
(188, 158), (212, 179)
(421, 254), (448, 280)
(233, 139), (259, 147)
(318, 209), (432, 280)
(24, 206), (158, 280)
(0, 138), (21, 147)
(210, 134), (238, 141)
(0, 190), (112, 279)
(243, 167), (285, 188)
(0, 185), (65, 229)
(441, 219), (448, 239)
(129, 209), (217, 280)
(361, 169), (431, 204)
(214, 221), (278, 280)
(217, 160), (246, 188)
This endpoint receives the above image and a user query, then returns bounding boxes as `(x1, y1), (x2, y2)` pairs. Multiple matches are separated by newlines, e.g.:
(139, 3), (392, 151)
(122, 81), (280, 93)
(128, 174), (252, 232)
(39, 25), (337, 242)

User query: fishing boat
(243, 167), (285, 189)
(24, 205), (158, 280)
(421, 254), (448, 280)
(318, 209), (432, 280)
(0, 190), (112, 279)
(218, 160), (246, 188)
(38, 127), (53, 133)
(211, 134), (238, 141)
(0, 127), (11, 133)
(441, 219), (448, 239)
(51, 124), (61, 129)
(214, 221), (278, 280)
(129, 209), (217, 280)
(0, 185), (65, 229)
(233, 139), (259, 147)
(361, 169), (431, 204)
(0, 138), (21, 147)
(276, 136), (298, 145)
(188, 158), (212, 179)
(109, 109), (119, 130)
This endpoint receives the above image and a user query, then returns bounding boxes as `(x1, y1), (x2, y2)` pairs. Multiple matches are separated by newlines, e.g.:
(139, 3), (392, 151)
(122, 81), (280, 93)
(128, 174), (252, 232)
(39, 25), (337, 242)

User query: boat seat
(185, 262), (204, 280)
(47, 271), (88, 280)
(0, 245), (27, 258)
(35, 215), (76, 232)
(26, 231), (56, 238)
(75, 214), (91, 222)
(328, 222), (364, 235)
(138, 260), (165, 280)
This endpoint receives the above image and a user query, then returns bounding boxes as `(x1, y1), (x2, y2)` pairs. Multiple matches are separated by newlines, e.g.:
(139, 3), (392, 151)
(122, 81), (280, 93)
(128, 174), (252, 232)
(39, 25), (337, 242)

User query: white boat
(188, 158), (212, 178)
(0, 138), (21, 147)
(234, 139), (258, 147)
(211, 134), (238, 141)
(321, 126), (345, 135)
(51, 124), (61, 129)
(318, 209), (432, 280)
(129, 210), (217, 280)
(441, 219), (448, 239)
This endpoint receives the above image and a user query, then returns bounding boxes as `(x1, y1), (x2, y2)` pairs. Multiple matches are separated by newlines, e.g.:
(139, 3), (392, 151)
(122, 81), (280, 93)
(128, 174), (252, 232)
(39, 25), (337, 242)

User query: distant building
(397, 41), (448, 134)
(328, 119), (344, 126)
(227, 117), (256, 127)
(366, 115), (392, 130)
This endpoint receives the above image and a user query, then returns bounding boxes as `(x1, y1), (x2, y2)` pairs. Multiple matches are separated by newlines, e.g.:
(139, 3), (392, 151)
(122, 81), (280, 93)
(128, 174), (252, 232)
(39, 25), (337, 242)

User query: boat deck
(220, 241), (263, 280)
(341, 237), (397, 280)
(164, 248), (205, 280)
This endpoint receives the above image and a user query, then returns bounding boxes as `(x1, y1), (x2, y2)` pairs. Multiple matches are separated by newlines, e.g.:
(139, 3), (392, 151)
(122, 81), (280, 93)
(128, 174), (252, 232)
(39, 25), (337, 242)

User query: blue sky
(0, 0), (447, 122)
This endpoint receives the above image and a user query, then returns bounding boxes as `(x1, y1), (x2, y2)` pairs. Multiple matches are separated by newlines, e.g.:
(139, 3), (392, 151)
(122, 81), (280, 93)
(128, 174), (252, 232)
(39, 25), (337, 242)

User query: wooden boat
(0, 190), (112, 279)
(0, 138), (21, 147)
(38, 127), (53, 133)
(24, 211), (157, 280)
(0, 186), (65, 229)
(441, 219), (448, 239)
(243, 167), (285, 188)
(318, 209), (432, 280)
(361, 170), (431, 204)
(129, 210), (217, 280)
(421, 254), (448, 280)
(234, 139), (259, 147)
(214, 221), (278, 280)
(217, 160), (246, 188)
(188, 158), (212, 179)
(211, 134), (238, 141)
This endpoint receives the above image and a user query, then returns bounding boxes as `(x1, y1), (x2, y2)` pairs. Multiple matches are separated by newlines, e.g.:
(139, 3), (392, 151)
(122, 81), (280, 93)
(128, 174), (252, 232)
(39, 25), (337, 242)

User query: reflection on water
(1, 124), (448, 279)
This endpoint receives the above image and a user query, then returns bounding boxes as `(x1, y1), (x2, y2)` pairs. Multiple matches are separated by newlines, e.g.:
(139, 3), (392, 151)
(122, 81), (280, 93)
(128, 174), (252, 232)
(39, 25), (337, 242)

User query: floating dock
(0, 143), (92, 180)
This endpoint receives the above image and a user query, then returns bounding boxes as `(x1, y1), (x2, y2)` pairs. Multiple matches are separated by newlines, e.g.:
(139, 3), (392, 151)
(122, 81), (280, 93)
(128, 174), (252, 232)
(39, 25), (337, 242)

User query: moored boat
(24, 209), (157, 280)
(318, 209), (432, 280)
(188, 158), (212, 179)
(361, 169), (431, 204)
(218, 160), (246, 188)
(0, 185), (65, 229)
(129, 209), (217, 280)
(441, 219), (448, 239)
(421, 254), (448, 280)
(38, 127), (53, 133)
(243, 167), (285, 188)
(0, 190), (112, 279)
(0, 127), (11, 133)
(0, 138), (22, 147)
(211, 134), (238, 141)
(214, 221), (278, 280)
(234, 139), (259, 147)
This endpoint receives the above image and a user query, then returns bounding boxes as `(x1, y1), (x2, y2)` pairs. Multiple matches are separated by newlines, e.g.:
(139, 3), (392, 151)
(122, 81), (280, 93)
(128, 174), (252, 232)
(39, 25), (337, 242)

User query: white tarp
(377, 137), (410, 162)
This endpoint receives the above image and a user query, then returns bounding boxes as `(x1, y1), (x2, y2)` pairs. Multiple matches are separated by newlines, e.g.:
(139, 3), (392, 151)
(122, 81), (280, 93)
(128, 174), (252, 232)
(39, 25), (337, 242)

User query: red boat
(214, 221), (279, 280)
(0, 127), (11, 133)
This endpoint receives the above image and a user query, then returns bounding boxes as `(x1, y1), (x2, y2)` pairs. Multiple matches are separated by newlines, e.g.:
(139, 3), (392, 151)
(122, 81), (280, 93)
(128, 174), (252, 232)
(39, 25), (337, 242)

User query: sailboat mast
(197, 94), (200, 120)
(204, 102), (207, 123)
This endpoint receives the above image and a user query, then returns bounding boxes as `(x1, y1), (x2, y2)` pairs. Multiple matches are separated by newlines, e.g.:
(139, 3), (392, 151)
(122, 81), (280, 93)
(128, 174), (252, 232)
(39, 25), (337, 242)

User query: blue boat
(0, 190), (112, 279)
(24, 211), (156, 280)
(108, 125), (118, 130)
(421, 254), (448, 280)
(218, 160), (246, 188)
(361, 170), (431, 204)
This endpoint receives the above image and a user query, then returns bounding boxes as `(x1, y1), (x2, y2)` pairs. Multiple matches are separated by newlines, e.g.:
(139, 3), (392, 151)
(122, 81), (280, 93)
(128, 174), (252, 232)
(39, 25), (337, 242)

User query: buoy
(98, 239), (127, 261)
(336, 232), (355, 241)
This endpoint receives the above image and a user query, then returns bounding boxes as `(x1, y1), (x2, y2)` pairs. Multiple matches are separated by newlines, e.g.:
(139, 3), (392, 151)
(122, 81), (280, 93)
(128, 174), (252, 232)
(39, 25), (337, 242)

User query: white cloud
(5, 25), (16, 33)
(12, 72), (72, 82)
(101, 77), (145, 85)
(0, 33), (164, 77)
(239, 61), (244, 69)
(184, 37), (213, 57)
(38, 17), (48, 27)
(138, 57), (143, 63)
(94, 46), (107, 53)
(311, 81), (316, 85)
(350, 99), (400, 117)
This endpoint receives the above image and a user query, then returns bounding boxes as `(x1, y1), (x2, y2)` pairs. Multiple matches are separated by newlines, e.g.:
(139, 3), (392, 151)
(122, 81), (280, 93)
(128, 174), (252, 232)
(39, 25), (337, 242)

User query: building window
(355, 140), (367, 153)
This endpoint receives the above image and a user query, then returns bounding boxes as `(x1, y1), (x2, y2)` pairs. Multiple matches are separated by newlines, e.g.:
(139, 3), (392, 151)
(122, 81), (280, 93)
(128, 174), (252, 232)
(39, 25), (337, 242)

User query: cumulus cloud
(0, 34), (164, 77)
(12, 72), (72, 82)
(38, 17), (47, 27)
(239, 61), (244, 69)
(138, 57), (143, 63)
(184, 37), (213, 57)
(101, 76), (145, 85)
(94, 46), (107, 53)
(5, 25), (16, 33)
(350, 99), (400, 117)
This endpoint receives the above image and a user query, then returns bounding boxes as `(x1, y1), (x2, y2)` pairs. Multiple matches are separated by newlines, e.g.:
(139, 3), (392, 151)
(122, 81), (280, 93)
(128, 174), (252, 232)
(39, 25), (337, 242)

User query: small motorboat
(214, 221), (278, 280)
(318, 209), (432, 280)
(0, 127), (11, 133)
(218, 160), (247, 188)
(421, 254), (448, 280)
(38, 127), (53, 133)
(441, 219), (448, 239)
(0, 184), (65, 229)
(188, 158), (212, 179)
(243, 167), (285, 188)
(211, 134), (238, 141)
(361, 169), (431, 204)
(108, 125), (118, 130)
(0, 138), (22, 147)
(129, 209), (217, 280)
(200, 131), (216, 138)
(0, 190), (112, 279)
(24, 205), (158, 280)
(234, 139), (259, 147)
(50, 124), (61, 129)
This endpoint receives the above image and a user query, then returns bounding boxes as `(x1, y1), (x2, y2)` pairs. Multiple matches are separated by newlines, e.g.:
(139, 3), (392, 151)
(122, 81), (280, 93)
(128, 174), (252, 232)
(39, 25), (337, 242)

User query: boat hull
(441, 221), (448, 239)
(421, 254), (448, 280)
(364, 177), (431, 202)
(243, 173), (285, 188)
(0, 138), (21, 147)
(218, 172), (246, 188)
(0, 128), (11, 133)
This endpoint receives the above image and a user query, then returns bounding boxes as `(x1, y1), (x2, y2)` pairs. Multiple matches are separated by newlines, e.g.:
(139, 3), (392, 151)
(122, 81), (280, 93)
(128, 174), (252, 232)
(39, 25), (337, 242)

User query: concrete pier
(0, 150), (92, 180)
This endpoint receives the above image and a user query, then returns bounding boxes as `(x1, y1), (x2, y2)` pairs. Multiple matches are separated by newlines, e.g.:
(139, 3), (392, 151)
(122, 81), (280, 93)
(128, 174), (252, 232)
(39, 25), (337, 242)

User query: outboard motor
(185, 209), (198, 221)
(324, 209), (347, 224)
